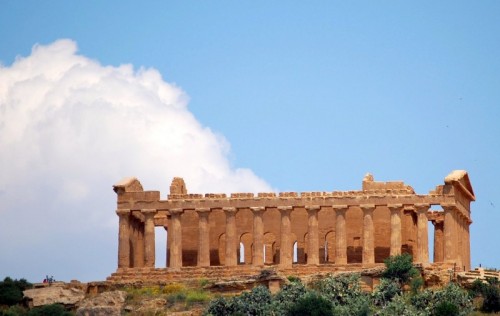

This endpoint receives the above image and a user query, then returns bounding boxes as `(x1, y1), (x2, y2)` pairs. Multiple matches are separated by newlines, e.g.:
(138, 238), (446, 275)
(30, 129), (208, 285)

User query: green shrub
(372, 278), (401, 306)
(287, 292), (333, 316)
(204, 296), (237, 316)
(481, 282), (500, 312)
(232, 286), (272, 315)
(27, 304), (71, 316)
(0, 305), (28, 316)
(272, 280), (307, 315)
(0, 277), (32, 306)
(378, 294), (420, 316)
(433, 301), (459, 316)
(382, 254), (419, 286)
(313, 274), (370, 316)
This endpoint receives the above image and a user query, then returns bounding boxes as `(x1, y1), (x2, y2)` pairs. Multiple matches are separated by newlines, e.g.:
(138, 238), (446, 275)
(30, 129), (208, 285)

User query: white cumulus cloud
(0, 39), (271, 282)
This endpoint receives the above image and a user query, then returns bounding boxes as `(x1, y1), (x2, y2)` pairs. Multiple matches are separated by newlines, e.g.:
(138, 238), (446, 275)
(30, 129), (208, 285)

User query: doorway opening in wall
(239, 242), (245, 263)
(293, 241), (298, 263)
(155, 227), (167, 268)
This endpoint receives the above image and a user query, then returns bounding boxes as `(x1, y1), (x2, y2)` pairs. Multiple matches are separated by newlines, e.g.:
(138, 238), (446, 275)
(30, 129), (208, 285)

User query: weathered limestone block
(24, 285), (85, 308)
(76, 290), (127, 316)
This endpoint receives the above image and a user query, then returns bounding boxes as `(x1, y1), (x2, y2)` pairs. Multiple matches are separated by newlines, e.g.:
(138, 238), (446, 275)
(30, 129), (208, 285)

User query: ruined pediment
(444, 170), (475, 201)
(112, 177), (144, 194)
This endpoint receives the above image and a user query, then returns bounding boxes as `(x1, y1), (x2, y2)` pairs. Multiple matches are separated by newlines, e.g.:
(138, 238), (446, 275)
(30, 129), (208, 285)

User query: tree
(0, 277), (32, 306)
(287, 292), (333, 316)
(382, 254), (419, 287)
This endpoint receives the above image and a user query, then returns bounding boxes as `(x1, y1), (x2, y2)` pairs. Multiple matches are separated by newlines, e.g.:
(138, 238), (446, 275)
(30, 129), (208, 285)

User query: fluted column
(279, 206), (293, 267)
(142, 209), (156, 268)
(169, 208), (184, 269)
(196, 208), (210, 267)
(251, 207), (265, 266)
(223, 207), (238, 266)
(415, 203), (430, 264)
(361, 204), (375, 265)
(306, 206), (320, 265)
(388, 204), (403, 257)
(133, 219), (145, 268)
(442, 204), (457, 263)
(433, 220), (444, 262)
(333, 205), (348, 264)
(117, 209), (131, 269)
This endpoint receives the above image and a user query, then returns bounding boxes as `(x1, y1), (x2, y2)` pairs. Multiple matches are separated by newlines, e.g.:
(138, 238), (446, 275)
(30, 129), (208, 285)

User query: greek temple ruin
(109, 170), (474, 283)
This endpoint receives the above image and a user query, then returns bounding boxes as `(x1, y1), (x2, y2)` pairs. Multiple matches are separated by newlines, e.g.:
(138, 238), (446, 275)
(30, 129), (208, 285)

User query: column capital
(333, 205), (348, 212)
(414, 203), (431, 212)
(142, 208), (157, 215)
(360, 204), (376, 212)
(223, 207), (237, 215)
(305, 205), (321, 211)
(250, 206), (265, 213)
(387, 204), (403, 211)
(441, 203), (457, 211)
(170, 208), (184, 215)
(195, 208), (211, 214)
(116, 209), (131, 216)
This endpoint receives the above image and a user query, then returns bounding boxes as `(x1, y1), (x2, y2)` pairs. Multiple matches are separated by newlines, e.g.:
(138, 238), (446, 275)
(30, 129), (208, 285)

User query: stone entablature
(112, 170), (475, 276)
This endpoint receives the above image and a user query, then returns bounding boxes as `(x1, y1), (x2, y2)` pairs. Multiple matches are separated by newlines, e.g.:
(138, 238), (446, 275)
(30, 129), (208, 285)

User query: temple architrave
(109, 170), (474, 284)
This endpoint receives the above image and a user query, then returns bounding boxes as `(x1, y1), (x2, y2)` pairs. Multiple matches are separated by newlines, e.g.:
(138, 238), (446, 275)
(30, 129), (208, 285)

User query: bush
(232, 286), (272, 315)
(204, 296), (236, 316)
(287, 292), (333, 316)
(27, 304), (71, 316)
(378, 294), (420, 316)
(272, 280), (307, 315)
(433, 301), (459, 316)
(0, 305), (28, 316)
(382, 254), (419, 286)
(372, 278), (401, 306)
(481, 282), (500, 313)
(0, 277), (32, 306)
(314, 274), (370, 316)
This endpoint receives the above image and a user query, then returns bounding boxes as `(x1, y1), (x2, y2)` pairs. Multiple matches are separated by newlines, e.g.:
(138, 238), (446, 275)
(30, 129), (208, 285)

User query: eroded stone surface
(23, 285), (85, 307)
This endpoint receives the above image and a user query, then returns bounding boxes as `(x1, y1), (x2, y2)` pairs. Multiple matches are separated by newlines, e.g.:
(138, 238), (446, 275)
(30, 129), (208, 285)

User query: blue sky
(1, 1), (499, 282)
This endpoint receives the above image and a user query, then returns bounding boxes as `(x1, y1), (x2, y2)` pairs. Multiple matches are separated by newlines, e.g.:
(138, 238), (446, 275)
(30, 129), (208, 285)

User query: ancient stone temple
(108, 170), (474, 284)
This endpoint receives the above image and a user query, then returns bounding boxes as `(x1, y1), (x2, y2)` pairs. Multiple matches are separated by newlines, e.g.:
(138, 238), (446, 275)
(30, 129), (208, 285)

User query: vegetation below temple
(1, 255), (499, 315)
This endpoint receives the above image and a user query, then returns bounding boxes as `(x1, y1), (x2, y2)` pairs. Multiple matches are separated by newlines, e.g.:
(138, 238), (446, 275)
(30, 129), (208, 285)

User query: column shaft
(196, 209), (210, 267)
(334, 206), (348, 264)
(279, 206), (293, 267)
(415, 204), (430, 264)
(251, 207), (265, 266)
(306, 206), (320, 265)
(117, 209), (131, 269)
(361, 204), (375, 264)
(143, 209), (156, 268)
(224, 207), (238, 266)
(443, 204), (457, 263)
(169, 209), (184, 269)
(433, 221), (444, 262)
(388, 204), (403, 257)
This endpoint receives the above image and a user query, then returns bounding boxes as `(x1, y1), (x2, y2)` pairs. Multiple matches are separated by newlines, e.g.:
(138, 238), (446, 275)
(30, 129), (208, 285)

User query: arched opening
(293, 241), (298, 263)
(264, 232), (277, 264)
(239, 242), (245, 263)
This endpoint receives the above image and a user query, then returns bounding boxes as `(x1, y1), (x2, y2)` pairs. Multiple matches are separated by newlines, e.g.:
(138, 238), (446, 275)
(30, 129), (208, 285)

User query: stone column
(415, 203), (430, 264)
(137, 222), (145, 268)
(306, 206), (320, 265)
(133, 219), (145, 268)
(333, 205), (348, 265)
(465, 219), (471, 271)
(433, 220), (444, 262)
(251, 207), (265, 266)
(388, 204), (403, 257)
(117, 209), (131, 269)
(223, 207), (238, 266)
(142, 209), (156, 268)
(196, 208), (210, 267)
(361, 204), (375, 265)
(442, 204), (457, 263)
(169, 208), (184, 269)
(279, 206), (293, 268)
